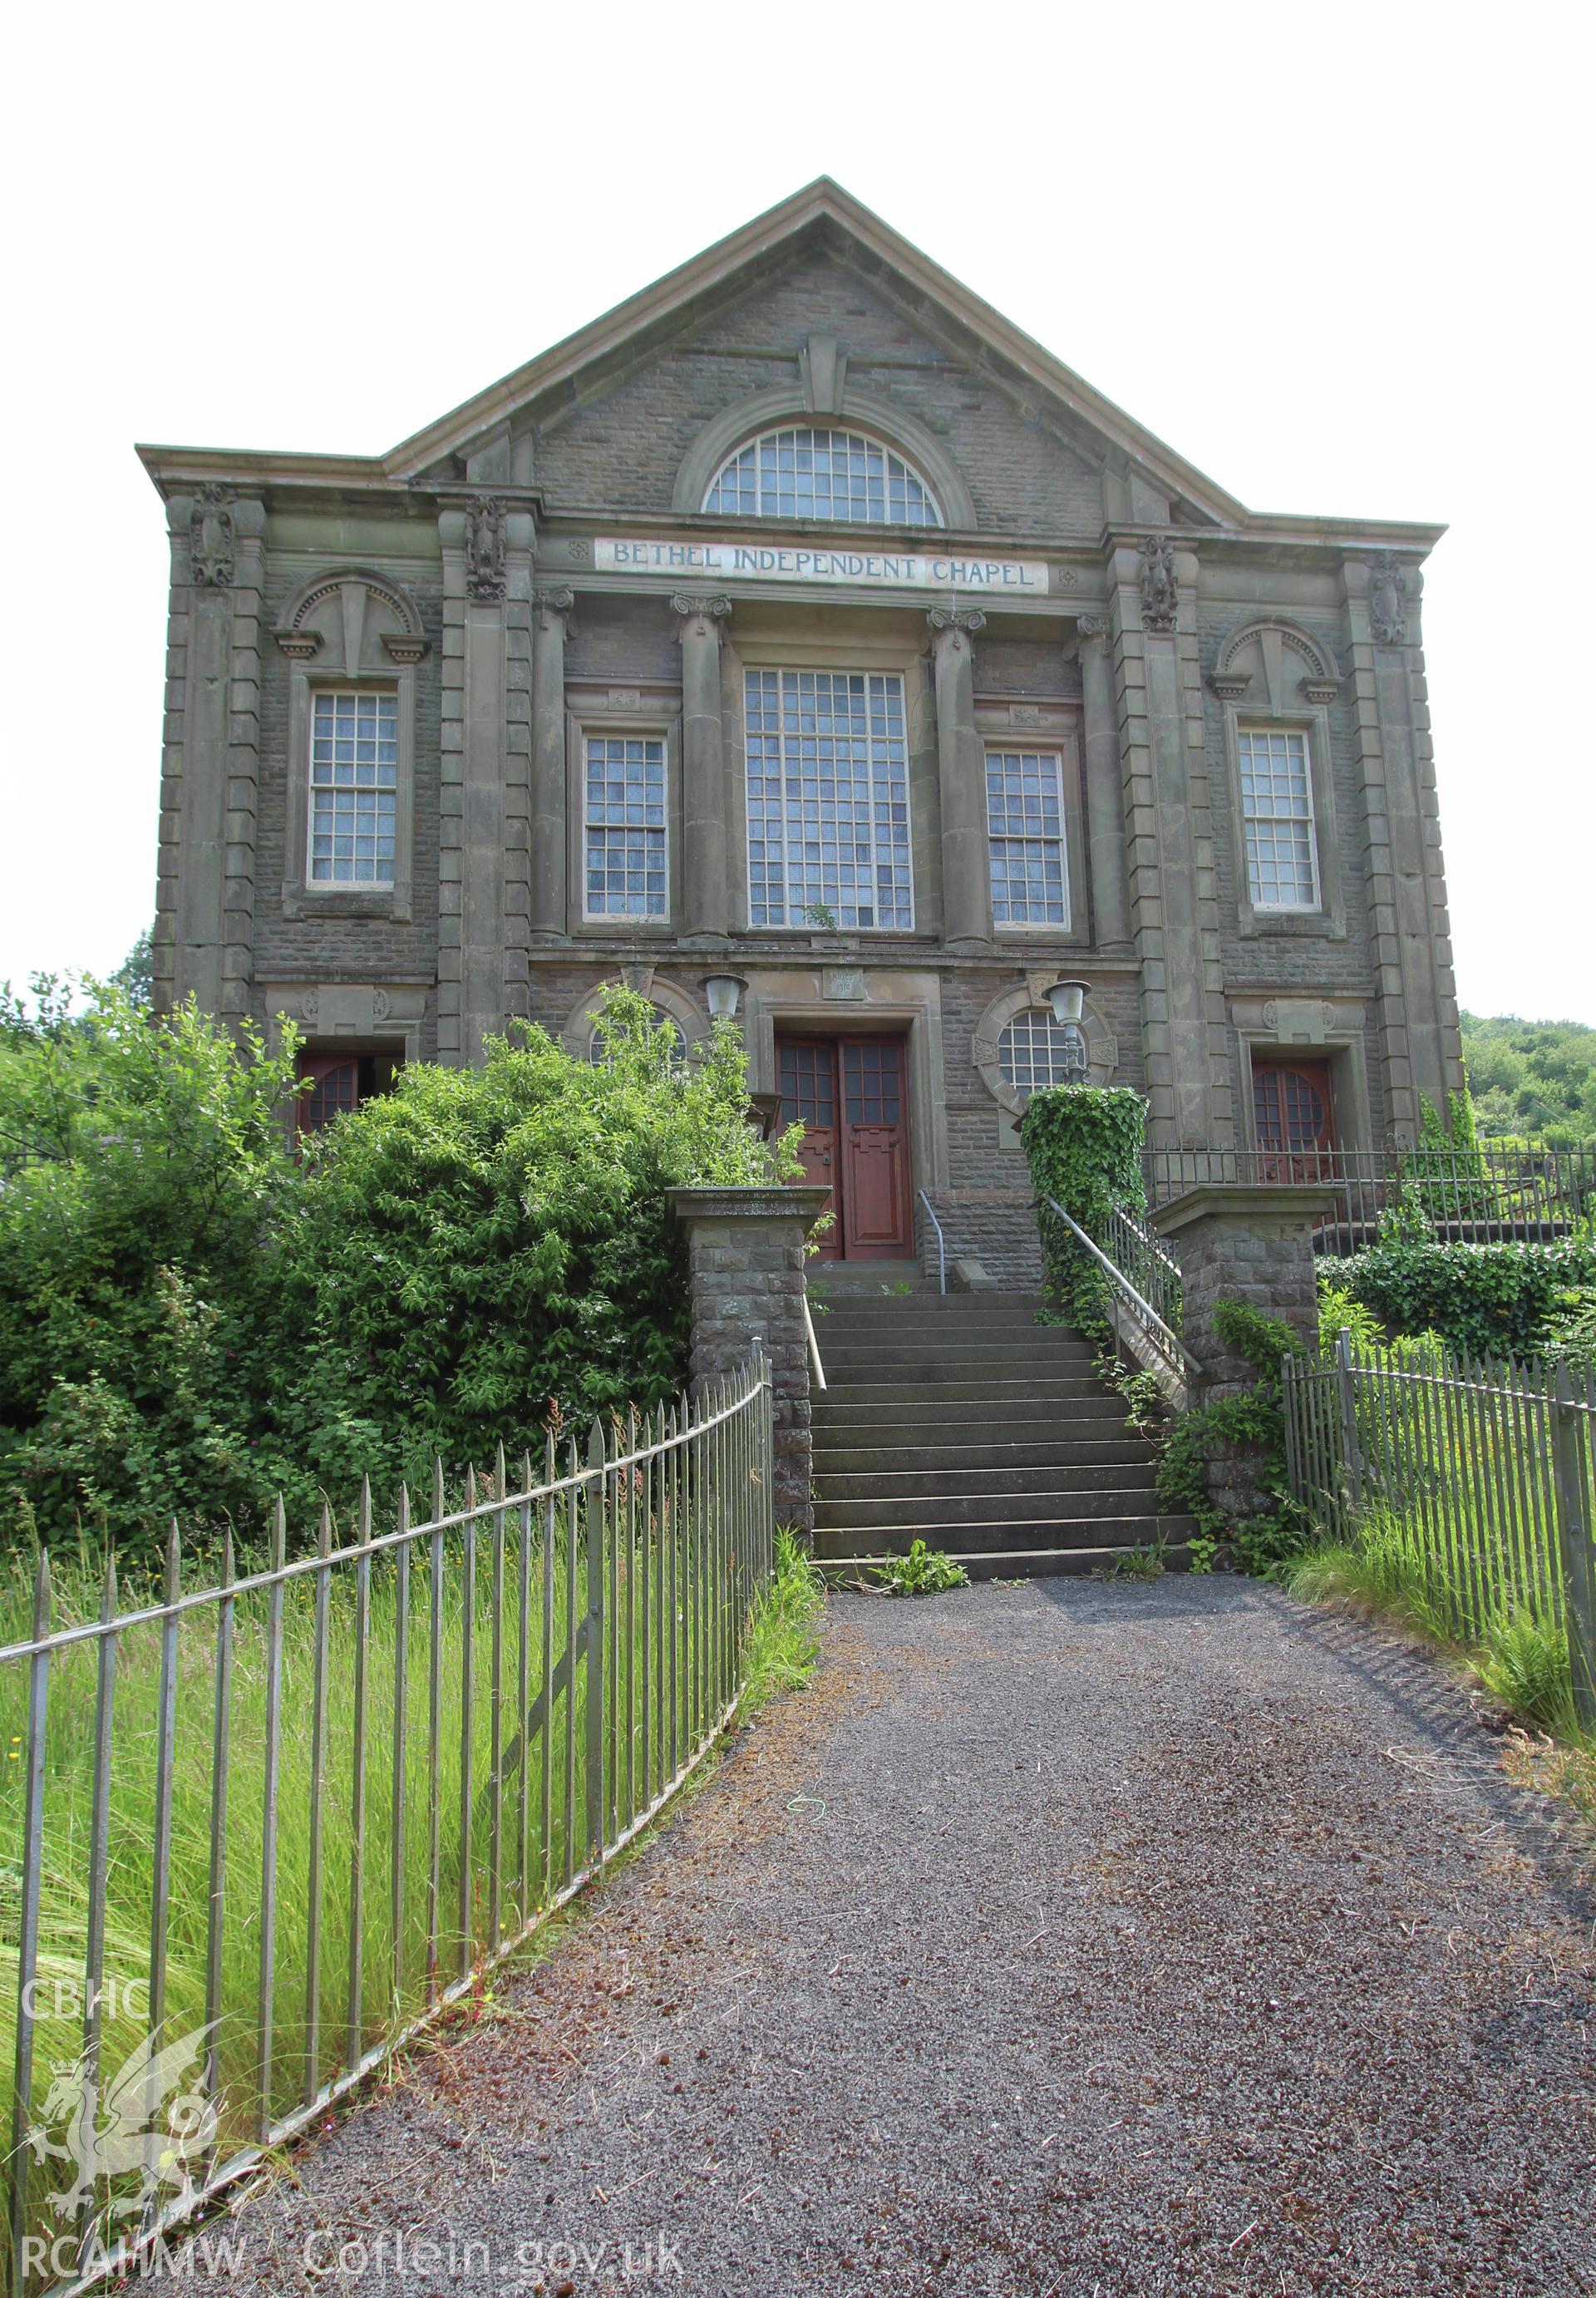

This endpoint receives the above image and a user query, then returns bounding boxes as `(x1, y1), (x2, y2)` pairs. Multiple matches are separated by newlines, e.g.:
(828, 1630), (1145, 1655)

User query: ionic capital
(672, 593), (732, 635)
(923, 606), (987, 652)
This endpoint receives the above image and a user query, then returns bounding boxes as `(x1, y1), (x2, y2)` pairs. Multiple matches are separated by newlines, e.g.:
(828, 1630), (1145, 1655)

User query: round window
(998, 1009), (1087, 1102)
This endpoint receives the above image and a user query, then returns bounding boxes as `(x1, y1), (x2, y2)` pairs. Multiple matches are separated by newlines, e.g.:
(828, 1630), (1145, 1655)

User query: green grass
(736, 1528), (825, 1716)
(0, 1477), (778, 2261)
(1288, 1503), (1579, 1739)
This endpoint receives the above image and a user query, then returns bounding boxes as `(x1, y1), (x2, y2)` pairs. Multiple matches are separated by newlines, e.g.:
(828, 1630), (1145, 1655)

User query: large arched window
(702, 427), (943, 527)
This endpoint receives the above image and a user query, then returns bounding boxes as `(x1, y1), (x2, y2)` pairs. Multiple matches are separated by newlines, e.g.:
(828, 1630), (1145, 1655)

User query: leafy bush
(268, 993), (792, 1510)
(1331, 1211), (1596, 1361)
(1018, 1086), (1146, 1336)
(0, 981), (795, 1556)
(0, 979), (300, 1554)
(874, 1538), (968, 1595)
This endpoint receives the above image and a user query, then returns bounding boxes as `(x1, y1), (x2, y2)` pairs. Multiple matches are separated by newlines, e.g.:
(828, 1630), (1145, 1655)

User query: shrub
(1332, 1216), (1596, 1361)
(0, 979), (301, 1555)
(268, 993), (793, 1510)
(0, 981), (796, 1555)
(1018, 1086), (1146, 1335)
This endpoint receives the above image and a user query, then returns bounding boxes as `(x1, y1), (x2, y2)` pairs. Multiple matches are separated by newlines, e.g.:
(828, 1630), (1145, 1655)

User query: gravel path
(185, 1580), (1596, 2297)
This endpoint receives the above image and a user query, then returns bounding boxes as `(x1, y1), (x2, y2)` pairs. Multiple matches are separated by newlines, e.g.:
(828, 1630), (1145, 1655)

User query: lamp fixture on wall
(702, 973), (747, 1022)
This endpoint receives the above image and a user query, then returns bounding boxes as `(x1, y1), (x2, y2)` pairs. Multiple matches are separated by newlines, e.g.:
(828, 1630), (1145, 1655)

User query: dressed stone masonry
(1153, 1183), (1337, 1521)
(667, 1187), (832, 1531)
(140, 176), (1465, 1294)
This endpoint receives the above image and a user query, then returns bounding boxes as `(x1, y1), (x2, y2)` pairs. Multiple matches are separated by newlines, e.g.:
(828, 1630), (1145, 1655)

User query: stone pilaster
(437, 496), (527, 1064)
(1341, 554), (1463, 1140)
(1109, 537), (1231, 1147)
(673, 594), (732, 944)
(1075, 616), (1131, 949)
(667, 1186), (831, 1531)
(530, 586), (574, 941)
(927, 607), (991, 950)
(158, 484), (264, 1024)
(501, 519), (535, 1023)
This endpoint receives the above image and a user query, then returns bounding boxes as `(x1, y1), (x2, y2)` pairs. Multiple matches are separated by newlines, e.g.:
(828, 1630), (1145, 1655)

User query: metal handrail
(803, 1289), (827, 1392)
(918, 1188), (946, 1294)
(1040, 1195), (1201, 1380)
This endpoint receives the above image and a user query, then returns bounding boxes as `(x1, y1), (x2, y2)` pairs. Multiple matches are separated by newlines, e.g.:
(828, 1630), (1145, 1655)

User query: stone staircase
(808, 1285), (1199, 1579)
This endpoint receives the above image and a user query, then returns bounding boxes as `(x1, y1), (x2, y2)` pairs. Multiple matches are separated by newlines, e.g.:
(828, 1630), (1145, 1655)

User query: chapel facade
(140, 180), (1463, 1283)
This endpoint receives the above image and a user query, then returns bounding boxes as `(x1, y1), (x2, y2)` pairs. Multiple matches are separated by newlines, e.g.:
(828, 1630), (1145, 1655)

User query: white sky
(2, 1), (1589, 1023)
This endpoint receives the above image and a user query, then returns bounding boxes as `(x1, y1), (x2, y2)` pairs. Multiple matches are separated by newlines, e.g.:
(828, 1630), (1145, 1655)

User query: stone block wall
(668, 1187), (830, 1531)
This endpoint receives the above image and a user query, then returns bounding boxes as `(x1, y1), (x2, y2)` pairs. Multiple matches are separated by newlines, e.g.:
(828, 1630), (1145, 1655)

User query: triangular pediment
(383, 180), (1246, 527)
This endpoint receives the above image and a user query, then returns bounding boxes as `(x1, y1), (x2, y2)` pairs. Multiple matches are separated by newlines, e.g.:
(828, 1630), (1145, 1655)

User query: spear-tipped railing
(0, 1345), (774, 2294)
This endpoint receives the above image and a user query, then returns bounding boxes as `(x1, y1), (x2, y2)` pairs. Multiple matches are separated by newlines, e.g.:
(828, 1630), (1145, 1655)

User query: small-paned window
(986, 750), (1069, 927)
(588, 1008), (687, 1069)
(1237, 728), (1319, 910)
(703, 427), (943, 526)
(745, 669), (913, 930)
(308, 692), (398, 884)
(998, 1009), (1087, 1102)
(584, 737), (667, 918)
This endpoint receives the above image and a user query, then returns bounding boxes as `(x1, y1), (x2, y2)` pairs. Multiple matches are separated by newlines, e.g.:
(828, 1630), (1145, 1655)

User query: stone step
(813, 1393), (1129, 1427)
(816, 1542), (1193, 1582)
(813, 1375), (1111, 1405)
(812, 1297), (1049, 1324)
(813, 1436), (1154, 1476)
(815, 1482), (1165, 1530)
(819, 1344), (1100, 1376)
(813, 1513), (1199, 1561)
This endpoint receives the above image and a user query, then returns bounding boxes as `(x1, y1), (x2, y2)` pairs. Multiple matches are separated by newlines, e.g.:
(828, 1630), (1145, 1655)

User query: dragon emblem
(27, 2022), (219, 2223)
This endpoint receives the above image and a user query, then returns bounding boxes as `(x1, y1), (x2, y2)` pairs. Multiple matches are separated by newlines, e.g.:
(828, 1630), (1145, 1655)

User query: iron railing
(1100, 1202), (1183, 1336)
(1284, 1331), (1596, 1727)
(1038, 1196), (1199, 1388)
(1144, 1142), (1596, 1250)
(0, 1349), (774, 2294)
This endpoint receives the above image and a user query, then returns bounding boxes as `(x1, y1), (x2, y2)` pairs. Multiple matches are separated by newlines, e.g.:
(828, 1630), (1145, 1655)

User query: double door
(1252, 1058), (1337, 1181)
(776, 1035), (914, 1260)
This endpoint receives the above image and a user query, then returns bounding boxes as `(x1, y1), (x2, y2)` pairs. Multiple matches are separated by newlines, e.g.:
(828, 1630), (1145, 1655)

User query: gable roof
(135, 180), (1445, 553)
(384, 178), (1246, 520)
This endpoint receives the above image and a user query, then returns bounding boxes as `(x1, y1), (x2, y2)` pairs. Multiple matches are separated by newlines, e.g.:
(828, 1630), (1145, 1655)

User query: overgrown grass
(736, 1528), (825, 1717)
(1288, 1504), (1579, 1739)
(0, 1483), (795, 2261)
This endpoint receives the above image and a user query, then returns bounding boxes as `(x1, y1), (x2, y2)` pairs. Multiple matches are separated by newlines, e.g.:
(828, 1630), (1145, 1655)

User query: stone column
(667, 1185), (832, 1531)
(673, 594), (732, 944)
(1340, 553), (1463, 1140)
(1075, 615), (1132, 949)
(927, 607), (991, 950)
(1151, 1181), (1337, 1521)
(159, 484), (265, 1025)
(530, 586), (574, 941)
(1109, 537), (1231, 1147)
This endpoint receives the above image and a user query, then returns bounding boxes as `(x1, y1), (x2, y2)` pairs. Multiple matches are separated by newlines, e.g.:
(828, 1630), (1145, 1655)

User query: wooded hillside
(1461, 1013), (1596, 1147)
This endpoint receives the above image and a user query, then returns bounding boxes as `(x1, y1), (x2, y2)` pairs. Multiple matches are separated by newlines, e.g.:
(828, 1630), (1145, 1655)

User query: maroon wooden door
(1253, 1058), (1336, 1181)
(776, 1038), (841, 1260)
(840, 1039), (913, 1258)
